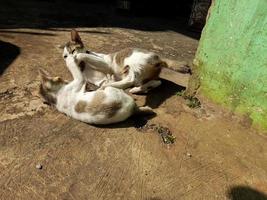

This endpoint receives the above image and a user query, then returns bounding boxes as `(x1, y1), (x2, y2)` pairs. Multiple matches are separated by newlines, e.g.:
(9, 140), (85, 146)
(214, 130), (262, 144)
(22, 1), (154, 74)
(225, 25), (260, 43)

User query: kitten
(39, 54), (153, 125)
(63, 29), (190, 94)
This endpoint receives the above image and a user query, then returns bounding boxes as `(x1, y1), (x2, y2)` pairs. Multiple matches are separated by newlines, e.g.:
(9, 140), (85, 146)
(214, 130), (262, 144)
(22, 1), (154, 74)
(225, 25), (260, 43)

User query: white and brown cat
(39, 53), (153, 125)
(63, 29), (190, 94)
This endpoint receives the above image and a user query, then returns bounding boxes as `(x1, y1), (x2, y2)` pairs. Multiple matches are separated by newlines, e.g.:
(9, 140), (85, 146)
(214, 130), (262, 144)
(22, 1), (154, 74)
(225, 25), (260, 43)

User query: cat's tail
(133, 105), (155, 116)
(161, 58), (191, 74)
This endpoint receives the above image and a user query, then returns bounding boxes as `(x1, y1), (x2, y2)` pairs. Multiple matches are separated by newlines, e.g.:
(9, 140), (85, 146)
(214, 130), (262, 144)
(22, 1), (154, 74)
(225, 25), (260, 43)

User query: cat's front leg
(129, 80), (162, 94)
(100, 77), (134, 90)
(75, 53), (111, 74)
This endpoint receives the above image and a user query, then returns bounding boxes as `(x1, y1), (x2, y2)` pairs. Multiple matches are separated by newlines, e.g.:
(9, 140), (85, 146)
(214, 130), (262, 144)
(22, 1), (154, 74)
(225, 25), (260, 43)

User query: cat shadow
(144, 78), (185, 109)
(95, 113), (156, 130)
(95, 79), (184, 129)
(228, 186), (267, 200)
(0, 40), (20, 75)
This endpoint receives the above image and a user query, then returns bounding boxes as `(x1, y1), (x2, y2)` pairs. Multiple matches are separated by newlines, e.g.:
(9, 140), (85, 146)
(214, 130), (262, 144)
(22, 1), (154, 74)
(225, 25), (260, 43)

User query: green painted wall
(193, 0), (267, 130)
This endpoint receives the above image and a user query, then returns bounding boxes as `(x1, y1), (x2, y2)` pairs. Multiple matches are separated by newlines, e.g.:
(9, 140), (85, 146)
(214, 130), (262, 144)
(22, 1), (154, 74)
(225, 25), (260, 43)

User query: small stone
(186, 153), (192, 158)
(36, 164), (42, 169)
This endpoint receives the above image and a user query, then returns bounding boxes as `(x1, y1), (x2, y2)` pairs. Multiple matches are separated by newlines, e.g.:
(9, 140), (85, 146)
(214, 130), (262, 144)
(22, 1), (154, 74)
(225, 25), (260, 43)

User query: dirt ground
(1, 1), (267, 200)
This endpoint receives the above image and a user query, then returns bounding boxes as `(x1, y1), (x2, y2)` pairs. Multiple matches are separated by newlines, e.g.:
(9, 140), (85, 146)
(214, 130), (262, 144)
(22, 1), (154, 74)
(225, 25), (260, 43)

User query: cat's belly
(84, 67), (107, 86)
(61, 87), (136, 125)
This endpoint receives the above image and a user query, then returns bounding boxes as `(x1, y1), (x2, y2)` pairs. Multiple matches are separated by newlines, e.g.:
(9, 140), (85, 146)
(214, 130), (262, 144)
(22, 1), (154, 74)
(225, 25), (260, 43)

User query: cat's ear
(71, 29), (84, 47)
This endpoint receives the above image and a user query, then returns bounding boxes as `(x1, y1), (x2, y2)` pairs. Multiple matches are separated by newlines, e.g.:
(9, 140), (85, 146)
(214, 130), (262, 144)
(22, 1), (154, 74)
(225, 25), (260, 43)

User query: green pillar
(193, 0), (267, 130)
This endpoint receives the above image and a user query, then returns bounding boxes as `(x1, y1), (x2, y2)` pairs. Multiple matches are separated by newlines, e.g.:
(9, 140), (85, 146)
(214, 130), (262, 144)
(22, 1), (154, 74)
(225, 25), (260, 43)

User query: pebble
(186, 153), (192, 158)
(36, 164), (42, 169)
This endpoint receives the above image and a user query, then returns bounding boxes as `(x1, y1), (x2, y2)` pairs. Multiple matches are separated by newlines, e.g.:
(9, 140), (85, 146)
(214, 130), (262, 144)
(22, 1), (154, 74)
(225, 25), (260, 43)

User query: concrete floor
(1, 1), (267, 200)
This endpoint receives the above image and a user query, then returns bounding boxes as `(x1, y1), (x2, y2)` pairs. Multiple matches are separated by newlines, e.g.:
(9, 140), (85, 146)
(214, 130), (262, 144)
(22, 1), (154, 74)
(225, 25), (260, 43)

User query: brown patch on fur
(151, 61), (164, 78)
(89, 91), (106, 107)
(142, 61), (164, 84)
(39, 84), (57, 105)
(75, 91), (122, 118)
(115, 48), (134, 67)
(103, 101), (122, 118)
(147, 53), (161, 66)
(74, 101), (87, 113)
(151, 54), (160, 62)
(155, 61), (167, 68)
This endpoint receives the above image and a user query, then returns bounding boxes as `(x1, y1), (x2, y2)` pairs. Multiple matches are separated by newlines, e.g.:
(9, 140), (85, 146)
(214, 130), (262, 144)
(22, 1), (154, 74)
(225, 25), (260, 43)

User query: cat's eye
(64, 55), (67, 59)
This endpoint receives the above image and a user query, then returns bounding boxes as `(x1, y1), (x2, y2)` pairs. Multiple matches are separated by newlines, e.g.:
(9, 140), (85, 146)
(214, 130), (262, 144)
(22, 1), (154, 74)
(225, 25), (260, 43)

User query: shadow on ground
(0, 0), (200, 76)
(0, 0), (200, 39)
(0, 40), (20, 75)
(145, 79), (185, 109)
(96, 114), (155, 130)
(96, 79), (184, 129)
(228, 186), (267, 200)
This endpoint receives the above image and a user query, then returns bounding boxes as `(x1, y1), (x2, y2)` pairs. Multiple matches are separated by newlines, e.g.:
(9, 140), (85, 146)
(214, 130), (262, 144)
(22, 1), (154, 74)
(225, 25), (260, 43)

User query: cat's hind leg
(129, 80), (161, 94)
(101, 77), (135, 90)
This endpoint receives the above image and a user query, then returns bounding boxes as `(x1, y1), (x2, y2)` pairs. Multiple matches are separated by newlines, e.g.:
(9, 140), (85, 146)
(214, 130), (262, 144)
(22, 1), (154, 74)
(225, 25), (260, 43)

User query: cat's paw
(129, 87), (144, 94)
(74, 53), (85, 63)
(73, 54), (80, 63)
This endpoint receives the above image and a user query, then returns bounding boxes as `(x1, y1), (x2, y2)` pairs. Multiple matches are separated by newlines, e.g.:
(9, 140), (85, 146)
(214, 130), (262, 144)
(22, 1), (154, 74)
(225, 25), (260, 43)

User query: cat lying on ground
(39, 53), (153, 125)
(62, 29), (190, 94)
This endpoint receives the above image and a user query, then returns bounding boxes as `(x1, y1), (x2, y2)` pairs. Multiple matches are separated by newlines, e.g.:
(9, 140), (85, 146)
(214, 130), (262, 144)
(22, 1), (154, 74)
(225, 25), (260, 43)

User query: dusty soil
(1, 1), (267, 200)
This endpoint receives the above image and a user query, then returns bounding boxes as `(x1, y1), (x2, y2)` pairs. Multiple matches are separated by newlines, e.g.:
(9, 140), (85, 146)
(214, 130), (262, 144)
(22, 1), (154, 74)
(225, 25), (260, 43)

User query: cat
(62, 35), (114, 88)
(63, 29), (190, 94)
(39, 53), (153, 125)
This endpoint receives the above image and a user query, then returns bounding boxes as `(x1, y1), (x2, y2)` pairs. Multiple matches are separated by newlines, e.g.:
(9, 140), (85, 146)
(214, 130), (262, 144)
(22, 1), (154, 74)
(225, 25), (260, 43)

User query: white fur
(63, 47), (113, 87)
(64, 30), (189, 93)
(55, 54), (137, 124)
(129, 80), (162, 94)
(74, 49), (162, 93)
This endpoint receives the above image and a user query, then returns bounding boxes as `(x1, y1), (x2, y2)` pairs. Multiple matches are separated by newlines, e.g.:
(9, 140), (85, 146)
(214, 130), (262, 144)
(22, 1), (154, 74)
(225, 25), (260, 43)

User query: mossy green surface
(195, 0), (267, 130)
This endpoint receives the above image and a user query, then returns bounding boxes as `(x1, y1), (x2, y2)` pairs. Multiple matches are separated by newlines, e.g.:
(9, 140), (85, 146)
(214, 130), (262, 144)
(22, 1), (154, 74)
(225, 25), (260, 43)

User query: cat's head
(38, 69), (67, 105)
(62, 29), (89, 60)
